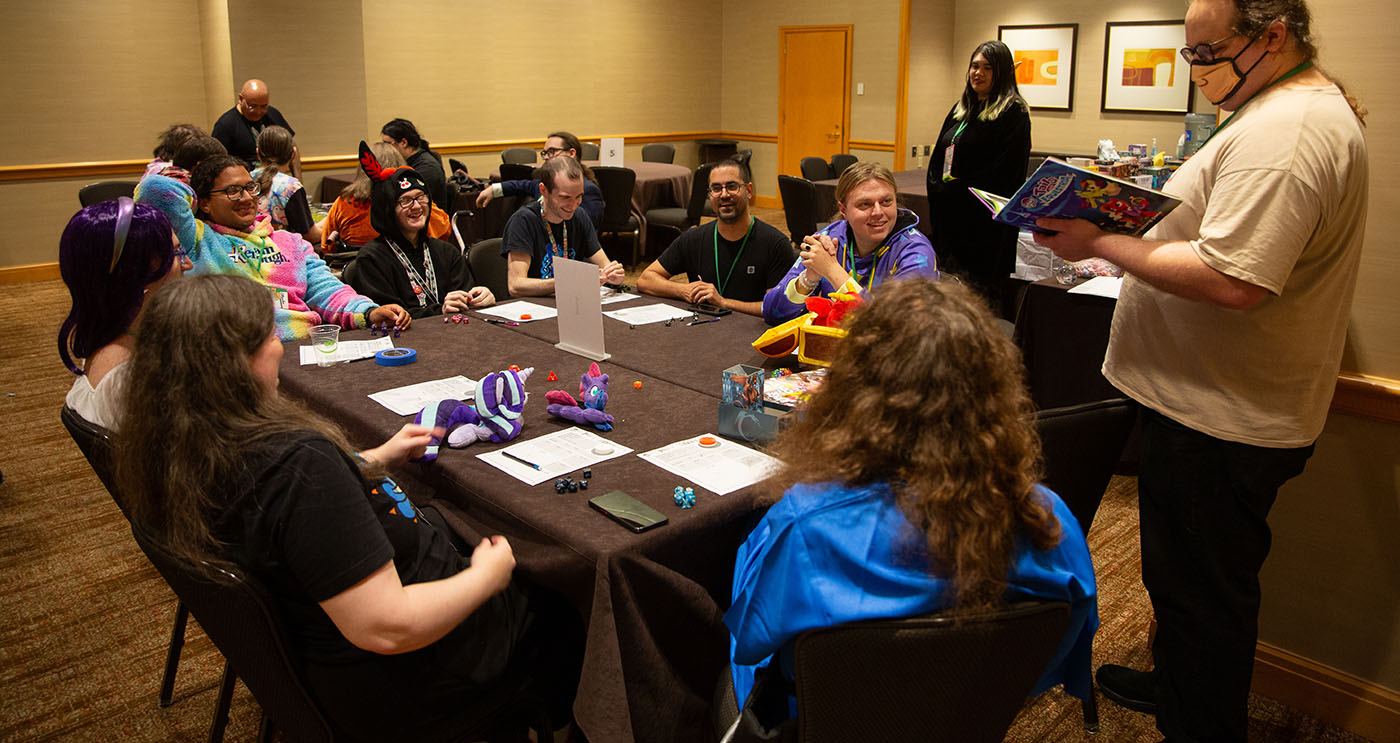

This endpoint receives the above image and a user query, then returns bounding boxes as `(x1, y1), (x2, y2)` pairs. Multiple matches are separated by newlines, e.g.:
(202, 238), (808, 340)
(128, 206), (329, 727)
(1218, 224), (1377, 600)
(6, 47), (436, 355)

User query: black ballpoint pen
(501, 451), (541, 470)
(687, 317), (721, 326)
(483, 318), (520, 326)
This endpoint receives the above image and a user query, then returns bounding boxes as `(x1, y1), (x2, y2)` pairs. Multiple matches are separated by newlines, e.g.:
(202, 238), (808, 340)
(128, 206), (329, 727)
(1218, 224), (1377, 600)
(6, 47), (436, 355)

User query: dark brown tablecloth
(814, 168), (932, 240)
(1013, 277), (1121, 410)
(479, 296), (787, 398)
(278, 319), (768, 743)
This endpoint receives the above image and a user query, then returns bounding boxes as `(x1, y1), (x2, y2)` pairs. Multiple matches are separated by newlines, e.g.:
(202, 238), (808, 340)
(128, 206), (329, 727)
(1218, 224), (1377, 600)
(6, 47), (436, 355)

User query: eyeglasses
(540, 147), (569, 158)
(1179, 31), (1241, 64)
(396, 194), (430, 209)
(215, 182), (261, 199)
(708, 181), (747, 196)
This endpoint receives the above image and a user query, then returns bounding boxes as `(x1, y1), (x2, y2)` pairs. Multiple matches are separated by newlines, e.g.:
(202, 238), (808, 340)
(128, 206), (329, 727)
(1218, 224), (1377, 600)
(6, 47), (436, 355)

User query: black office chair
(799, 157), (834, 182)
(469, 238), (510, 301)
(59, 407), (214, 725)
(734, 148), (753, 173)
(641, 143), (676, 164)
(829, 154), (857, 177)
(581, 141), (601, 160)
(645, 162), (713, 246)
(79, 180), (138, 206)
(499, 162), (535, 182)
(500, 147), (537, 165)
(591, 166), (641, 264)
(1036, 398), (1136, 536)
(777, 175), (829, 245)
(718, 602), (1073, 743)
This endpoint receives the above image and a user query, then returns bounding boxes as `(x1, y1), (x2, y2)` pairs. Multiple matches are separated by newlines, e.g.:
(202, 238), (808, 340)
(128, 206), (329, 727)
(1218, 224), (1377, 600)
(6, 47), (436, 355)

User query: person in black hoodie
(926, 40), (1031, 314)
(349, 142), (496, 318)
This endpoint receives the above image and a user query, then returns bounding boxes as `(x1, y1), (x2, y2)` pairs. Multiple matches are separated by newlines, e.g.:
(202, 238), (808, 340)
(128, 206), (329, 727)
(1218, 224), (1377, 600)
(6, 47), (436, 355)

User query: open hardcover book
(969, 158), (1181, 237)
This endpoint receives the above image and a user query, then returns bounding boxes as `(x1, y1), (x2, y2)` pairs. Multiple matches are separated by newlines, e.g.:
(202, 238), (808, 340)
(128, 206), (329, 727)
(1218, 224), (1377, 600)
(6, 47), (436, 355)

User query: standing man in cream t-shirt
(1034, 0), (1368, 740)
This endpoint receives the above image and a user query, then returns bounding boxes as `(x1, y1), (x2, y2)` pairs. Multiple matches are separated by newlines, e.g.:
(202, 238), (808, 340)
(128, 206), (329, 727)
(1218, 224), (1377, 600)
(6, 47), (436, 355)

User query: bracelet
(795, 272), (815, 294)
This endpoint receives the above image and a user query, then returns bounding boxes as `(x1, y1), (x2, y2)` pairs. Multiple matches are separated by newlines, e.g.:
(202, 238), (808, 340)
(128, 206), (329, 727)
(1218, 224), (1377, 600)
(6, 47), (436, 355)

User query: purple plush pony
(414, 367), (533, 461)
(545, 362), (614, 432)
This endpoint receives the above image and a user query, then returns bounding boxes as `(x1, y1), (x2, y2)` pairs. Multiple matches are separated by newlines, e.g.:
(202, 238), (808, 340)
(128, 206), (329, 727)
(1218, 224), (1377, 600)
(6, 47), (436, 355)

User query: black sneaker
(1096, 664), (1159, 714)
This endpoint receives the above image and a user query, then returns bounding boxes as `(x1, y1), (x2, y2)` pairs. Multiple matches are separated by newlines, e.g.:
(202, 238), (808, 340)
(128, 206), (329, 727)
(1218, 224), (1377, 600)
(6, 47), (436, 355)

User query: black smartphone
(692, 303), (732, 317)
(589, 490), (669, 533)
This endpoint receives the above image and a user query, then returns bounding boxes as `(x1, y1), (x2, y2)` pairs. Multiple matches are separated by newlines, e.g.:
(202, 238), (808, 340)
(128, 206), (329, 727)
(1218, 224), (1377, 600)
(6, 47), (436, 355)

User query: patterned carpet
(0, 277), (1369, 742)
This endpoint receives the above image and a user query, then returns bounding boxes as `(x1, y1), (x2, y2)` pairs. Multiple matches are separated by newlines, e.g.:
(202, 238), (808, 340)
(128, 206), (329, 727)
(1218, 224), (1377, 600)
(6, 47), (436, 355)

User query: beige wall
(906, 0), (958, 162)
(228, 0), (369, 158)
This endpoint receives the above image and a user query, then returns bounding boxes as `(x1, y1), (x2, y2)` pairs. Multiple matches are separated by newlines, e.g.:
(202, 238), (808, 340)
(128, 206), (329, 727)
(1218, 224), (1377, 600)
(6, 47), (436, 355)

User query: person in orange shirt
(320, 141), (451, 254)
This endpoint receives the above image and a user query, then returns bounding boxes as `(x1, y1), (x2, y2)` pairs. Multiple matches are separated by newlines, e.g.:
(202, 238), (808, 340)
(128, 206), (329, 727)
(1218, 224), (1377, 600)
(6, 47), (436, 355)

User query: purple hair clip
(110, 196), (135, 273)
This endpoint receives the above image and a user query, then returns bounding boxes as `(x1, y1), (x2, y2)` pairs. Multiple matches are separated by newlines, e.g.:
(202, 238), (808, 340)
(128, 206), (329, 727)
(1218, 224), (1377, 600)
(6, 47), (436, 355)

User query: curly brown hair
(765, 278), (1060, 607)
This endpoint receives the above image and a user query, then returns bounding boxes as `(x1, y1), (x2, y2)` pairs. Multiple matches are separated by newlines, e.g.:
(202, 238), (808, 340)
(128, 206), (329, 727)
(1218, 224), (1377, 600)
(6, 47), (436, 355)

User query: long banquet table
(277, 303), (782, 743)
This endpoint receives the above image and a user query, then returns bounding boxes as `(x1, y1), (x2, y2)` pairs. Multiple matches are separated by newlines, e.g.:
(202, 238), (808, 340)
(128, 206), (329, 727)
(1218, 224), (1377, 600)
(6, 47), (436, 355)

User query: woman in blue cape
(726, 278), (1098, 728)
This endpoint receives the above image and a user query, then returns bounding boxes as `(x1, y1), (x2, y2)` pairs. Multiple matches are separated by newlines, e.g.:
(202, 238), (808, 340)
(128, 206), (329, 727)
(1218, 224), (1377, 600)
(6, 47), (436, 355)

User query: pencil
(502, 450), (541, 470)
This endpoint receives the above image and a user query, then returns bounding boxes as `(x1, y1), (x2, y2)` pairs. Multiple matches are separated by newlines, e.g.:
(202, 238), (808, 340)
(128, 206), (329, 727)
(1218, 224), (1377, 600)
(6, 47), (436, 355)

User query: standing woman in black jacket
(927, 40), (1031, 314)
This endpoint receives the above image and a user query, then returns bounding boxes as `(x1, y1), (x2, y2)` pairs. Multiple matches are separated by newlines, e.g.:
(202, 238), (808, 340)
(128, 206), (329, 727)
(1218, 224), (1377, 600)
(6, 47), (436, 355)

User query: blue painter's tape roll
(375, 348), (417, 366)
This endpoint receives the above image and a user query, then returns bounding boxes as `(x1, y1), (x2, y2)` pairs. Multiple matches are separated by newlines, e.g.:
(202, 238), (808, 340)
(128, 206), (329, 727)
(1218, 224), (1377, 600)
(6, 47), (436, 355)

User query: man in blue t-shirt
(501, 156), (624, 297)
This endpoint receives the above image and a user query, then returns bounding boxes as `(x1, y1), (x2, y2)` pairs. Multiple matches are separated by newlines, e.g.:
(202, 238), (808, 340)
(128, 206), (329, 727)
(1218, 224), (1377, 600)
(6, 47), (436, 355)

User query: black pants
(1136, 409), (1313, 742)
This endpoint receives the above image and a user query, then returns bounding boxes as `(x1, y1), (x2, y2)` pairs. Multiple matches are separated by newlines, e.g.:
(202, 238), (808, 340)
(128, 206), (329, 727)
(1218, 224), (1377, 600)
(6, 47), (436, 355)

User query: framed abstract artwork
(1101, 20), (1194, 114)
(998, 24), (1078, 112)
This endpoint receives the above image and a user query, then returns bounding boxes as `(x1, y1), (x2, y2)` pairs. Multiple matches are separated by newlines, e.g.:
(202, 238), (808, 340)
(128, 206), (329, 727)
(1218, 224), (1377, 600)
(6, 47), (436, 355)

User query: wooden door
(778, 26), (852, 178)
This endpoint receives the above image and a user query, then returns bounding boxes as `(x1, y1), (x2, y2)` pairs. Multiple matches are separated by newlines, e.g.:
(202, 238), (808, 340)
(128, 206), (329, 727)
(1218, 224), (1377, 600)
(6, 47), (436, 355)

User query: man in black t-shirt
(501, 156), (625, 297)
(637, 157), (795, 316)
(211, 79), (300, 178)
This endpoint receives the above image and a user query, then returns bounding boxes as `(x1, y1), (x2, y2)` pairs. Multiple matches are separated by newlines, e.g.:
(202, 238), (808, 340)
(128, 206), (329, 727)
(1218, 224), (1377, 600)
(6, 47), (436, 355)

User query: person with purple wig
(59, 198), (191, 429)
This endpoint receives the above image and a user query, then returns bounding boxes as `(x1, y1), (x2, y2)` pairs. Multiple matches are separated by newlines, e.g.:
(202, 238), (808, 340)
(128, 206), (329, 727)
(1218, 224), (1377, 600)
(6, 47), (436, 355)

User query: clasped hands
(798, 233), (844, 289)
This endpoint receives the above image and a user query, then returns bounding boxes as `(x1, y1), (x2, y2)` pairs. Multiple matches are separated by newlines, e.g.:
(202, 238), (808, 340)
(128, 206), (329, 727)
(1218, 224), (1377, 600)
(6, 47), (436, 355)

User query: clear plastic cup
(309, 324), (339, 367)
(1052, 257), (1078, 285)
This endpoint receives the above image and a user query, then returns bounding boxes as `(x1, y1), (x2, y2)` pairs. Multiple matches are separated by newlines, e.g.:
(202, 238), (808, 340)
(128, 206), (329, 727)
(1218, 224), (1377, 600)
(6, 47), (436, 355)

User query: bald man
(211, 79), (300, 178)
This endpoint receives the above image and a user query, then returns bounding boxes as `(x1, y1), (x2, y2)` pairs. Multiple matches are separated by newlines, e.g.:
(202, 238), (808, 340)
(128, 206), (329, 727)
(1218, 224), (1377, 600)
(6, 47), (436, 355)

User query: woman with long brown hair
(115, 274), (574, 741)
(725, 278), (1097, 725)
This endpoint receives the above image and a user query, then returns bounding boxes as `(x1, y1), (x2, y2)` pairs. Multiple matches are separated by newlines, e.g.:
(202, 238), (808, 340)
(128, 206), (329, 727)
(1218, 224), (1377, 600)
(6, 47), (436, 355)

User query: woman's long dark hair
(382, 118), (428, 151)
(765, 278), (1060, 607)
(116, 274), (358, 572)
(58, 201), (175, 374)
(953, 40), (1026, 123)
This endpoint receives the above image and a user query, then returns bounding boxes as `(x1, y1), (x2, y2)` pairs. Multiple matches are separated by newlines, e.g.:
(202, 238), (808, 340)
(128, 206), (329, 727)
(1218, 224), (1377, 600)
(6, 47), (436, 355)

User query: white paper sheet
(368, 375), (477, 416)
(599, 287), (640, 305)
(298, 336), (394, 365)
(602, 303), (697, 326)
(636, 434), (780, 496)
(476, 428), (633, 486)
(477, 301), (559, 323)
(1067, 275), (1123, 299)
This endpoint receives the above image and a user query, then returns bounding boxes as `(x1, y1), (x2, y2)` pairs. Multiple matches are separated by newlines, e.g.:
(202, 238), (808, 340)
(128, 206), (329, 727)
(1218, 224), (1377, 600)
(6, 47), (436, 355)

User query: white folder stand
(553, 257), (611, 361)
(601, 137), (624, 167)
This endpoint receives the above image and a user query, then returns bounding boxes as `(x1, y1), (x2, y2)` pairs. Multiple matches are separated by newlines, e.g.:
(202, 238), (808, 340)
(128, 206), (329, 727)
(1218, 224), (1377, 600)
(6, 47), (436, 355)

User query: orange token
(633, 381), (643, 389)
(509, 364), (519, 372)
(698, 436), (719, 448)
(520, 314), (532, 320)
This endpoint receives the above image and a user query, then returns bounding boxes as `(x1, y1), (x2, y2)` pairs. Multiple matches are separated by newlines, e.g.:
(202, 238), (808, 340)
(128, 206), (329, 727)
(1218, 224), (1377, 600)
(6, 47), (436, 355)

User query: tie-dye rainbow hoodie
(136, 174), (377, 340)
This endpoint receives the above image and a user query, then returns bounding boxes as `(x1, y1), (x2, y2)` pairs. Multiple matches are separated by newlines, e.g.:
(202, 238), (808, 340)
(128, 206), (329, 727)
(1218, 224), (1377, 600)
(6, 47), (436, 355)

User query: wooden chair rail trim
(0, 131), (902, 182)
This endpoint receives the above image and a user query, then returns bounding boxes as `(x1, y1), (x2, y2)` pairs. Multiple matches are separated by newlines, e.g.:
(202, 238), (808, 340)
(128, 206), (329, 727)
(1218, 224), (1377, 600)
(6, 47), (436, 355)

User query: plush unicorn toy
(545, 362), (614, 432)
(414, 367), (532, 461)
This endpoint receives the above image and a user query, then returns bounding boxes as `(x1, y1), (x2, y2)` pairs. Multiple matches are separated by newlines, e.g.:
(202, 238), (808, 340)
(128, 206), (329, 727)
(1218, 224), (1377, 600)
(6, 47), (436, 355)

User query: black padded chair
(719, 602), (1073, 743)
(59, 407), (216, 729)
(1036, 398), (1137, 536)
(829, 154), (858, 177)
(469, 237), (510, 301)
(79, 180), (137, 206)
(799, 157), (834, 182)
(641, 143), (676, 164)
(581, 141), (601, 160)
(591, 166), (641, 264)
(500, 147), (537, 165)
(777, 175), (829, 245)
(645, 162), (713, 246)
(499, 162), (535, 182)
(131, 522), (552, 743)
(734, 148), (753, 173)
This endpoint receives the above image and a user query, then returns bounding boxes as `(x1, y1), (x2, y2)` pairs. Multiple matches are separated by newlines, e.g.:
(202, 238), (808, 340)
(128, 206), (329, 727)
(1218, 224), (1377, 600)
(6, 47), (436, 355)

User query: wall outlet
(856, 82), (865, 95)
(923, 144), (931, 156)
(911, 146), (918, 157)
